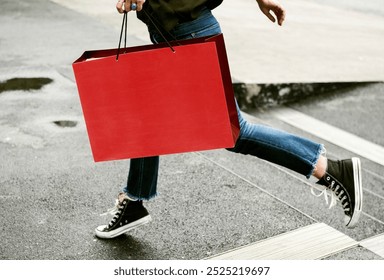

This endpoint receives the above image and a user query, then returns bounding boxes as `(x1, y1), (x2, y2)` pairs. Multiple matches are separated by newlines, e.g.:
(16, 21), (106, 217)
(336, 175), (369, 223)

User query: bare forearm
(255, 0), (286, 26)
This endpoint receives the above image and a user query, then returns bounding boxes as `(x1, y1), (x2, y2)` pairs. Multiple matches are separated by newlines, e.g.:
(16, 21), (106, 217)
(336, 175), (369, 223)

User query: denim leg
(124, 7), (323, 199)
(227, 105), (325, 178)
(123, 156), (159, 200)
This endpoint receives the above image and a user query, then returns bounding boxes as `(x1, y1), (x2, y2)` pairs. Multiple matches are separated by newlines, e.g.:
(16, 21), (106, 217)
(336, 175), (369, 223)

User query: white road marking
(206, 223), (357, 260)
(360, 234), (384, 258)
(273, 107), (384, 166)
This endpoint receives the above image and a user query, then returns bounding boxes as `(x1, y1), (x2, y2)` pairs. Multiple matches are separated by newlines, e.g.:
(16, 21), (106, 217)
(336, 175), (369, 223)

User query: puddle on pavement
(0, 77), (53, 93)
(53, 120), (78, 128)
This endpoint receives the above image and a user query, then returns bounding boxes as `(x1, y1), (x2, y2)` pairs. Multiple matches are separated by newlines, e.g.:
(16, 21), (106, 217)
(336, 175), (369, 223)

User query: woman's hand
(116, 0), (146, 14)
(256, 0), (286, 26)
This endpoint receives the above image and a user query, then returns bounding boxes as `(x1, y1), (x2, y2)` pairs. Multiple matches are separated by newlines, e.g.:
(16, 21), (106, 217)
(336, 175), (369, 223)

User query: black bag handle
(116, 10), (176, 61)
(142, 9), (179, 50)
(116, 12), (128, 60)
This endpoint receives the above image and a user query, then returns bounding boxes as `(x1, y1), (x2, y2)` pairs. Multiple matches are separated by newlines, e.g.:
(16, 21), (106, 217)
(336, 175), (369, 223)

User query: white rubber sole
(95, 215), (152, 239)
(345, 157), (363, 228)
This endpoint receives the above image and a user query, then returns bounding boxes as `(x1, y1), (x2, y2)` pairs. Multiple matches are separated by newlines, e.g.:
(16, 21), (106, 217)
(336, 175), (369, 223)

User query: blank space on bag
(73, 34), (239, 161)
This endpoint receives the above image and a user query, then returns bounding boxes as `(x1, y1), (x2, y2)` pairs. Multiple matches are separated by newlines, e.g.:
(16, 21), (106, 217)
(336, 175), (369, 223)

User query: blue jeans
(123, 8), (324, 200)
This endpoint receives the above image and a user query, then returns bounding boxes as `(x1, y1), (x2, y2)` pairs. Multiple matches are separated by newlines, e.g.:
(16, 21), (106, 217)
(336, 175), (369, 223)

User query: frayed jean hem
(124, 191), (158, 202)
(306, 144), (326, 179)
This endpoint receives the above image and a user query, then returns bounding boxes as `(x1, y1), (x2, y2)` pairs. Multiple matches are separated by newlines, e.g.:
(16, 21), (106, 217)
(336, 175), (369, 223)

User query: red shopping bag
(72, 33), (239, 162)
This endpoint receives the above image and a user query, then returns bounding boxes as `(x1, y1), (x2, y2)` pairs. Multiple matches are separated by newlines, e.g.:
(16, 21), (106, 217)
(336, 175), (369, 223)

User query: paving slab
(50, 0), (384, 83)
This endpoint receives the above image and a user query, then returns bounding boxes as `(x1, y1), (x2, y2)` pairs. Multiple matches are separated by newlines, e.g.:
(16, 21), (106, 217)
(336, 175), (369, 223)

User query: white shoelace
(100, 198), (122, 216)
(311, 186), (338, 209)
(100, 193), (129, 217)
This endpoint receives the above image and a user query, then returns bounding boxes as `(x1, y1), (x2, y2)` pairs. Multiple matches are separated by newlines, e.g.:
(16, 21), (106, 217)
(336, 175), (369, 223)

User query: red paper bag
(72, 34), (239, 162)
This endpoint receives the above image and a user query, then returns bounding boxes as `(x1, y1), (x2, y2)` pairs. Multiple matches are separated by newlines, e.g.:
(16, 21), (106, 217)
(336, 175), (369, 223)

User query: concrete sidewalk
(50, 0), (384, 83)
(49, 0), (384, 110)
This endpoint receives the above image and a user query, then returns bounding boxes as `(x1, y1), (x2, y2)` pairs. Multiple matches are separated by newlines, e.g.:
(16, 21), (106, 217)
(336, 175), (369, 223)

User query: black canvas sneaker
(315, 157), (363, 228)
(95, 193), (152, 239)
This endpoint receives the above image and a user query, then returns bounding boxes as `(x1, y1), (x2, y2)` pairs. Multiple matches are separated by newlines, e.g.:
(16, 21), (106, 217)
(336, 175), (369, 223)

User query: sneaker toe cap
(95, 225), (108, 233)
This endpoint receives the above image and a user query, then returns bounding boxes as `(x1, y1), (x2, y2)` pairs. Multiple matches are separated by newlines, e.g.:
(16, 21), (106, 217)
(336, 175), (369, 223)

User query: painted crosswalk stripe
(206, 223), (357, 260)
(273, 107), (384, 167)
(360, 234), (384, 258)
